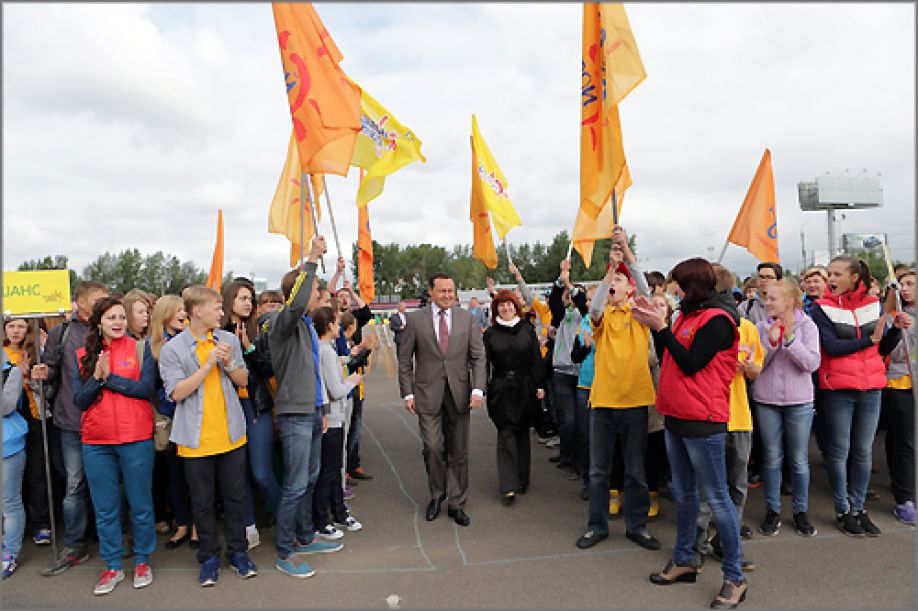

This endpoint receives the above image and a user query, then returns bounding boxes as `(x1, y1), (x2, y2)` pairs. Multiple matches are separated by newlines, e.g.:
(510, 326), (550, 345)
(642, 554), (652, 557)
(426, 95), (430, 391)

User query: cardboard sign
(3, 270), (72, 317)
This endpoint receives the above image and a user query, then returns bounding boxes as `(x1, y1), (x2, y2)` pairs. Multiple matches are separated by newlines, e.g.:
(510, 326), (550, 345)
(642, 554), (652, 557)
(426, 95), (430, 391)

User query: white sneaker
(317, 525), (344, 540)
(546, 436), (561, 448)
(335, 516), (363, 532)
(94, 569), (125, 595)
(246, 525), (261, 550)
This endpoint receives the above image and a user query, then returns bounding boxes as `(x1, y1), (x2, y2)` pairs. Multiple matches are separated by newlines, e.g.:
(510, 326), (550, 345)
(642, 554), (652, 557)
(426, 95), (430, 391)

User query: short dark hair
(74, 280), (108, 301)
(257, 290), (284, 306)
(756, 262), (783, 280)
(428, 272), (454, 289)
(645, 271), (666, 289)
(490, 289), (523, 324)
(311, 306), (338, 337)
(670, 258), (716, 304)
(281, 269), (300, 301)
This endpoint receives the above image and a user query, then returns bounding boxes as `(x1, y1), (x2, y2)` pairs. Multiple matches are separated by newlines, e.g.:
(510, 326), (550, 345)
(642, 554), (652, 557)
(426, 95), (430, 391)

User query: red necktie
(438, 309), (449, 356)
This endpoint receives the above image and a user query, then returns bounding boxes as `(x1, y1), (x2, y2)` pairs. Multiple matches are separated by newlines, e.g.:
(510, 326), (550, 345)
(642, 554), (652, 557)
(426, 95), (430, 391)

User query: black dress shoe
(576, 530), (608, 549)
(626, 528), (661, 550)
(516, 485), (528, 494)
(549, 455), (561, 463)
(447, 507), (471, 527)
(426, 495), (446, 521)
(165, 532), (189, 550)
(189, 538), (200, 549)
(502, 494), (516, 506)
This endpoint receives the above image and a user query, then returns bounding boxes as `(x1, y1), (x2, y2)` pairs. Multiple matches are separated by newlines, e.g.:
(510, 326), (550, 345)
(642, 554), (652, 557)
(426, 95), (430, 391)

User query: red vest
(815, 285), (887, 391)
(656, 308), (739, 423)
(77, 337), (153, 445)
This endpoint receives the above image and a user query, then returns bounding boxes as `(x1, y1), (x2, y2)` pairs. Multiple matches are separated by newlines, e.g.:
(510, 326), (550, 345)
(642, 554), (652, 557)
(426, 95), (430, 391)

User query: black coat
(483, 319), (544, 430)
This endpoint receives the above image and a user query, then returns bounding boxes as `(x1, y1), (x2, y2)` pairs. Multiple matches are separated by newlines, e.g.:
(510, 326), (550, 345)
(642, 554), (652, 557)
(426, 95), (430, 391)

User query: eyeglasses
(758, 274), (777, 280)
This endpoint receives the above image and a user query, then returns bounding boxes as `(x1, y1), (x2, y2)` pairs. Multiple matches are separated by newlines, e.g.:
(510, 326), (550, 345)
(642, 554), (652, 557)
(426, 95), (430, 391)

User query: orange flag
(272, 2), (362, 176)
(469, 137), (498, 268)
(205, 209), (224, 291)
(357, 170), (375, 303)
(573, 164), (632, 268)
(726, 148), (779, 263)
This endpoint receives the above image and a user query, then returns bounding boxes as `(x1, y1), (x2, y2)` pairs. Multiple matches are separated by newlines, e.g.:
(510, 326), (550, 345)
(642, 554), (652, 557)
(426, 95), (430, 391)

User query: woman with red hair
(482, 290), (545, 505)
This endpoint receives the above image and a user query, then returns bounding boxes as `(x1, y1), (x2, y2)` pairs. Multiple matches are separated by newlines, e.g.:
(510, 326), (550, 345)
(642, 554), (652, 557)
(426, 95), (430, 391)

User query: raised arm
(271, 236), (326, 337)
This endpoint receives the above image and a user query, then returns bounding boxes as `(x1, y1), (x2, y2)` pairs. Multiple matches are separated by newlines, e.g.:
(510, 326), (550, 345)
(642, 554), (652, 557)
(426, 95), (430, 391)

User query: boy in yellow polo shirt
(159, 286), (256, 587)
(575, 226), (661, 553)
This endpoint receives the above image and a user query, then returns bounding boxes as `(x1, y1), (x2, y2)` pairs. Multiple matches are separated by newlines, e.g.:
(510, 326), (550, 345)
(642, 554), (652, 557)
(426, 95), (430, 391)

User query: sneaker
(575, 530), (608, 549)
(608, 489), (622, 518)
(546, 436), (561, 448)
(275, 556), (315, 578)
(2, 553), (19, 579)
(536, 435), (550, 444)
(747, 473), (763, 489)
(294, 539), (343, 555)
(836, 511), (865, 537)
(741, 557), (755, 572)
(855, 511), (881, 537)
(343, 486), (355, 500)
(41, 546), (90, 576)
(33, 529), (52, 546)
(317, 524), (344, 540)
(739, 524), (753, 539)
(198, 555), (220, 587)
(229, 551), (258, 578)
(334, 516), (363, 532)
(350, 467), (373, 480)
(760, 510), (781, 536)
(626, 528), (661, 551)
(133, 563), (153, 588)
(93, 569), (125, 595)
(893, 501), (916, 526)
(246, 525), (261, 550)
(648, 491), (660, 519)
(792, 512), (817, 537)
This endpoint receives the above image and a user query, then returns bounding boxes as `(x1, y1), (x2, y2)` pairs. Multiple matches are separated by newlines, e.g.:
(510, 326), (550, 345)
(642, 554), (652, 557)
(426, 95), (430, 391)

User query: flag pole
(611, 188), (619, 226)
(321, 175), (343, 260)
(299, 171), (307, 266)
(305, 173), (326, 273)
(716, 239), (730, 264)
(33, 317), (58, 561)
(503, 239), (514, 268)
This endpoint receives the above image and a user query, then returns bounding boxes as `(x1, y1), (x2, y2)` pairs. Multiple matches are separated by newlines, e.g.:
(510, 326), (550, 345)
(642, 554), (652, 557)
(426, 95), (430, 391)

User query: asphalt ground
(3, 369), (916, 609)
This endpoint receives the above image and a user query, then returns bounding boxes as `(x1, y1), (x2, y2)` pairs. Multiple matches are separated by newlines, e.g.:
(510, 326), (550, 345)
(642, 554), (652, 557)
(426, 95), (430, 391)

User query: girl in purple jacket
(753, 280), (821, 537)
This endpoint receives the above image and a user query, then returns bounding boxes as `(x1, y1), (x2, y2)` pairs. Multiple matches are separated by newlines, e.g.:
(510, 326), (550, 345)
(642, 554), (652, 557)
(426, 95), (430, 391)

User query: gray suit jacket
(397, 305), (486, 416)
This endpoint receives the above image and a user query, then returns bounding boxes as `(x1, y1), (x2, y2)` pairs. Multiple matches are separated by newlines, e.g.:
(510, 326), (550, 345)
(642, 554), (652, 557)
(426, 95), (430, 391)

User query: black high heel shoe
(165, 531), (190, 550)
(650, 559), (699, 585)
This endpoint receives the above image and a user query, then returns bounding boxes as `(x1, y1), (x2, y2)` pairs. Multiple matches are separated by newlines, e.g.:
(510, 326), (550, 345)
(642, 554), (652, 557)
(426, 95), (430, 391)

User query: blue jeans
(82, 440), (156, 570)
(275, 413), (323, 559)
(666, 429), (743, 584)
(58, 429), (89, 550)
(822, 390), (881, 513)
(756, 402), (814, 514)
(575, 388), (591, 486)
(552, 373), (579, 467)
(587, 407), (649, 535)
(242, 399), (282, 525)
(3, 449), (27, 556)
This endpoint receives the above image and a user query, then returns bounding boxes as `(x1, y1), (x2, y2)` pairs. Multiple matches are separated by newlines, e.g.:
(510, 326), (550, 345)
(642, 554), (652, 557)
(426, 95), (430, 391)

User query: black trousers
(882, 388), (915, 504)
(183, 445), (247, 563)
(609, 429), (667, 493)
(24, 418), (64, 533)
(496, 427), (531, 494)
(313, 427), (347, 528)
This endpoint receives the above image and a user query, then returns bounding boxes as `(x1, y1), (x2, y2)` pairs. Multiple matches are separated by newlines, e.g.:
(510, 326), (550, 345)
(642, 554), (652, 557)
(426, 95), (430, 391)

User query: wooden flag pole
(305, 173), (326, 273)
(321, 176), (343, 260)
(299, 171), (307, 266)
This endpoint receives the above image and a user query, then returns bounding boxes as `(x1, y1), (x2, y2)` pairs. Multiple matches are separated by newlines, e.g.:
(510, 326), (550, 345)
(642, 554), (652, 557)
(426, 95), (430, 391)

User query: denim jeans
(82, 440), (156, 570)
(666, 429), (743, 584)
(57, 429), (89, 550)
(346, 393), (363, 473)
(822, 390), (881, 513)
(552, 373), (579, 467)
(3, 449), (27, 556)
(275, 413), (323, 559)
(575, 388), (591, 486)
(587, 407), (649, 535)
(696, 431), (751, 548)
(756, 402), (814, 514)
(242, 398), (282, 525)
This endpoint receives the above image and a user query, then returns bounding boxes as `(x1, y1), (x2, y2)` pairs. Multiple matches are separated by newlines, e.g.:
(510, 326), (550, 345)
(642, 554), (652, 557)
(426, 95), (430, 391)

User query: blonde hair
(123, 289), (154, 339)
(772, 278), (803, 311)
(149, 295), (184, 360)
(802, 266), (828, 281)
(182, 286), (221, 320)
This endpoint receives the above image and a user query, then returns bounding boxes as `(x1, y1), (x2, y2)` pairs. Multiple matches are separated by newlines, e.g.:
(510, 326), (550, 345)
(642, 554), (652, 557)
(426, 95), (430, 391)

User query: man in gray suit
(397, 273), (486, 527)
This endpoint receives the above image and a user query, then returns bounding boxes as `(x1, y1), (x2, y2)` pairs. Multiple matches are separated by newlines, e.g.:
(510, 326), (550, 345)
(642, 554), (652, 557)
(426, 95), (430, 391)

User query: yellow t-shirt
(4, 346), (38, 419)
(728, 319), (764, 432)
(177, 332), (247, 458)
(887, 375), (913, 390)
(588, 302), (656, 409)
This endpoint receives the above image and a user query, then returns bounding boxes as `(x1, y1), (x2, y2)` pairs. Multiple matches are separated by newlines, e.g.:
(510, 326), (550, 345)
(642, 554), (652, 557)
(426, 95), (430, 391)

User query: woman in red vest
(810, 256), (906, 537)
(73, 297), (157, 595)
(632, 258), (746, 609)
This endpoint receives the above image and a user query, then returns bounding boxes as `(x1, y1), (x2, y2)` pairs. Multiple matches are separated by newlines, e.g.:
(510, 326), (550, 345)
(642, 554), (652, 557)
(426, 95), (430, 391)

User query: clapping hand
(631, 295), (666, 331)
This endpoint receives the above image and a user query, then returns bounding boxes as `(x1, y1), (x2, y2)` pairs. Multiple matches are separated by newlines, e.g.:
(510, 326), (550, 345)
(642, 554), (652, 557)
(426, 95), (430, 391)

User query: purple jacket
(753, 310), (821, 406)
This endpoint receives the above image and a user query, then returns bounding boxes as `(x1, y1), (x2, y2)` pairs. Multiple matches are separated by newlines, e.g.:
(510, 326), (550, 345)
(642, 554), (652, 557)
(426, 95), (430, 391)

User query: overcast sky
(3, 3), (915, 289)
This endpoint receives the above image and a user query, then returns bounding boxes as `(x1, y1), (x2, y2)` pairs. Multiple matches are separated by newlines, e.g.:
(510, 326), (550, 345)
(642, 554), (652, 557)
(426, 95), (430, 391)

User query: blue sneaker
(198, 555), (220, 587)
(229, 552), (257, 579)
(275, 556), (315, 578)
(33, 530), (52, 546)
(294, 539), (343, 555)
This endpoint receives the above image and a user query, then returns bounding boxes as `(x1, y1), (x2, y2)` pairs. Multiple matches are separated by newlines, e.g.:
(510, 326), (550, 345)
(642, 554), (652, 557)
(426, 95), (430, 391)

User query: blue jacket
(2, 359), (28, 458)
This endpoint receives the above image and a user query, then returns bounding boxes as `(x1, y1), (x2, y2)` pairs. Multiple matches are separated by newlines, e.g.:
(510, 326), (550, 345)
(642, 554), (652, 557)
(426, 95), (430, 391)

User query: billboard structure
(798, 174), (884, 257)
(842, 233), (888, 253)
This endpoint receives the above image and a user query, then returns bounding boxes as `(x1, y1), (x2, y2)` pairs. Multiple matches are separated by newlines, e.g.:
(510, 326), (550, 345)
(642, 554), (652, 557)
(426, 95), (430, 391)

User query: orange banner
(205, 209), (224, 292)
(727, 148), (779, 263)
(357, 170), (375, 302)
(469, 136), (498, 269)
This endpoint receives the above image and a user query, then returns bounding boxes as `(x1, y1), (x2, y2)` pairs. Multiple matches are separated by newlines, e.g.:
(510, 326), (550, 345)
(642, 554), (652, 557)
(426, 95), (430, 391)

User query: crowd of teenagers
(2, 237), (383, 592)
(2, 228), (915, 608)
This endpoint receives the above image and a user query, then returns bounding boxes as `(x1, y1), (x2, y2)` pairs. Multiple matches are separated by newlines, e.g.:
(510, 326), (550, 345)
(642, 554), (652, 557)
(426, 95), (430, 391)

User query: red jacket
(656, 308), (739, 423)
(75, 337), (154, 445)
(813, 285), (887, 391)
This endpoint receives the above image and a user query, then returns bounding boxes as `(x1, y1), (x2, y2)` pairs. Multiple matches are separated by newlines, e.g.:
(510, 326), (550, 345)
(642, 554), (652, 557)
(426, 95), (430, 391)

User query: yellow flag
(351, 86), (426, 207)
(573, 164), (632, 268)
(470, 115), (522, 240)
(726, 149), (779, 263)
(470, 137), (498, 269)
(599, 3), (647, 108)
(268, 133), (320, 267)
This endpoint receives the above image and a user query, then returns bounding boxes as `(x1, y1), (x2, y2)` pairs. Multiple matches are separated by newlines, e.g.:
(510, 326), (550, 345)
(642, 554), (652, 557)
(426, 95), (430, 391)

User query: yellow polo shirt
(728, 319), (764, 432)
(177, 332), (247, 458)
(887, 375), (913, 390)
(589, 302), (656, 409)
